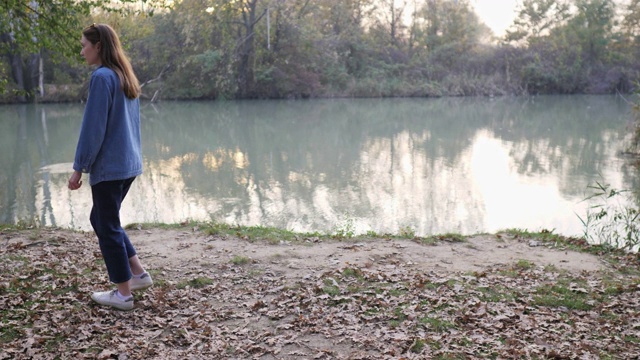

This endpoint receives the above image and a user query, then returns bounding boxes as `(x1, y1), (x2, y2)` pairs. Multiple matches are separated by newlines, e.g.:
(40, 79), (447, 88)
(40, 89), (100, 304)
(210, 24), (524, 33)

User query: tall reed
(578, 181), (639, 252)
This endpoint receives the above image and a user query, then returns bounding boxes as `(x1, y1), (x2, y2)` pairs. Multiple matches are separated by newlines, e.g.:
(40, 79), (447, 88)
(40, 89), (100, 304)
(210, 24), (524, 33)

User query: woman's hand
(68, 170), (83, 190)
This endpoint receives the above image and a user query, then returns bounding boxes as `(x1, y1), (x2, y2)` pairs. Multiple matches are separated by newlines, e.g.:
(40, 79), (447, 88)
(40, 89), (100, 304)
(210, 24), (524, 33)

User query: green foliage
(1, 0), (639, 99)
(518, 43), (584, 94)
(501, 228), (564, 243)
(0, 0), (88, 57)
(622, 0), (640, 38)
(0, 62), (7, 91)
(578, 181), (640, 251)
(505, 0), (571, 44)
(398, 225), (416, 238)
(505, 0), (626, 94)
(0, 0), (162, 96)
(570, 0), (616, 64)
(414, 0), (489, 53)
(333, 214), (357, 239)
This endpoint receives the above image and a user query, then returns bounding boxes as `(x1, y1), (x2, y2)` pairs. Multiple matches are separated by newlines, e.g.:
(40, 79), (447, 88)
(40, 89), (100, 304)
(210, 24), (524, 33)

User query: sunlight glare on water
(0, 96), (636, 238)
(470, 130), (579, 234)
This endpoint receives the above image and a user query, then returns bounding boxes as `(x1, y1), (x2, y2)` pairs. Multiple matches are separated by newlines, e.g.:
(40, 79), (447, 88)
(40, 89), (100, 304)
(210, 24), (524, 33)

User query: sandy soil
(130, 228), (604, 281)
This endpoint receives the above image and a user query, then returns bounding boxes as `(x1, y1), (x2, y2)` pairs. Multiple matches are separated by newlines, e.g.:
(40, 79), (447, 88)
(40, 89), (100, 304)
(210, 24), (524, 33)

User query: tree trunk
(9, 52), (27, 103)
(27, 0), (44, 99)
(1, 31), (40, 102)
(237, 0), (262, 99)
(27, 53), (44, 99)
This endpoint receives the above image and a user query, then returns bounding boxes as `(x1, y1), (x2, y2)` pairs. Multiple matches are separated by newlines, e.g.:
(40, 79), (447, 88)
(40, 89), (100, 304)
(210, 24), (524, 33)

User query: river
(0, 95), (636, 237)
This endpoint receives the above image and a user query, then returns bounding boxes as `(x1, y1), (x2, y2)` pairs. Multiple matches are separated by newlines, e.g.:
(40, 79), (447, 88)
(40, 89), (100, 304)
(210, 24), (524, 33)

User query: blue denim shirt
(73, 66), (142, 186)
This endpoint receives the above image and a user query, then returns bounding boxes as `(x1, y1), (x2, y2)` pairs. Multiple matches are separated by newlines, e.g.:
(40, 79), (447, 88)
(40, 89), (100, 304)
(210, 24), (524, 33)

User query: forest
(1, 0), (640, 102)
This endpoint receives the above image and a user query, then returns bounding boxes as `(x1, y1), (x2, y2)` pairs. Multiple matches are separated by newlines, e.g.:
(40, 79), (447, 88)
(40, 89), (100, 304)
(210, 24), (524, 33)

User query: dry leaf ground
(1, 226), (639, 359)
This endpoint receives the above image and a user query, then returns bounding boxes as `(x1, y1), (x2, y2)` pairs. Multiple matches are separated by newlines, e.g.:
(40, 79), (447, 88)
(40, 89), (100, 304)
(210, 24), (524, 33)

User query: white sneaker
(91, 290), (134, 311)
(130, 272), (153, 291)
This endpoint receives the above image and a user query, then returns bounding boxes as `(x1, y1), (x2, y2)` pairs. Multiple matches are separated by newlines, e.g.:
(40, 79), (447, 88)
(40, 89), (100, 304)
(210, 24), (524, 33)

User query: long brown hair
(83, 23), (141, 99)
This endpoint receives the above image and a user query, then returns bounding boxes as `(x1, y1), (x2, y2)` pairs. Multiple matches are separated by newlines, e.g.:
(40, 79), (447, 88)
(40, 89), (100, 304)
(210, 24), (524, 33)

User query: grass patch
(624, 335), (640, 344)
(544, 264), (560, 272)
(602, 276), (640, 295)
(419, 233), (466, 244)
(146, 269), (166, 286)
(498, 268), (519, 277)
(177, 277), (214, 289)
(322, 278), (341, 296)
(410, 338), (425, 353)
(392, 307), (408, 322)
(43, 334), (67, 352)
(420, 316), (456, 332)
(477, 285), (517, 302)
(501, 228), (563, 242)
(322, 285), (341, 296)
(1, 254), (30, 263)
(201, 222), (313, 243)
(10, 219), (40, 230)
(126, 221), (320, 244)
(341, 267), (366, 281)
(426, 339), (442, 350)
(499, 227), (638, 258)
(124, 222), (190, 230)
(417, 237), (439, 246)
(435, 233), (467, 242)
(388, 287), (407, 297)
(533, 283), (592, 310)
(247, 269), (264, 277)
(514, 259), (535, 270)
(0, 325), (21, 344)
(230, 255), (251, 265)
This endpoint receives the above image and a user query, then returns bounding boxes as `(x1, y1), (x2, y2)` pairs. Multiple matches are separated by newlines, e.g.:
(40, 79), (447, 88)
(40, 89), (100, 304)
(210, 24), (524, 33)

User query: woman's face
(80, 35), (101, 66)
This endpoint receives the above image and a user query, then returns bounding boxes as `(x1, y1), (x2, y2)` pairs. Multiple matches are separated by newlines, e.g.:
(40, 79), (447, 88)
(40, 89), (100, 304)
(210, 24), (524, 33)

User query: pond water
(0, 95), (637, 237)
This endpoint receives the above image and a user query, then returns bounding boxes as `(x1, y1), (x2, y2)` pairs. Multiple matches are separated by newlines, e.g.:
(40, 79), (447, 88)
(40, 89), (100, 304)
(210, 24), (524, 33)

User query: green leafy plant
(578, 181), (640, 251)
(399, 225), (416, 238)
(333, 214), (356, 239)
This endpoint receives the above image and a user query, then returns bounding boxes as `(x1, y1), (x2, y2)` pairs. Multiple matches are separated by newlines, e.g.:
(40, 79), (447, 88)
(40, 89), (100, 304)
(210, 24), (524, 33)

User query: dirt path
(132, 228), (603, 280)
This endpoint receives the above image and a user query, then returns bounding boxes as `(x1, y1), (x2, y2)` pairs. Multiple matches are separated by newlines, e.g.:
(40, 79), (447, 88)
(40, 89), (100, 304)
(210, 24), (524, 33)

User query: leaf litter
(1, 227), (639, 359)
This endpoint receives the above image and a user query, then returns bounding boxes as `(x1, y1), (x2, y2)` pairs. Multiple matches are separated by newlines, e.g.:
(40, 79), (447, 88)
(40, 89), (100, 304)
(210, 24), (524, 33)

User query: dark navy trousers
(90, 177), (137, 284)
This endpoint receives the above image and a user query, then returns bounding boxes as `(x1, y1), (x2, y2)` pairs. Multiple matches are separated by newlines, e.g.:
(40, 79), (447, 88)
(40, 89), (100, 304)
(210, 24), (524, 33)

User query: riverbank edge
(3, 221), (639, 269)
(2, 82), (637, 105)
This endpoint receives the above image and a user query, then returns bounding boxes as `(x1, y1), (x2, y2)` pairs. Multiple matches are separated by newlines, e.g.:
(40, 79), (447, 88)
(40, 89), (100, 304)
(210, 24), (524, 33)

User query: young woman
(68, 23), (152, 310)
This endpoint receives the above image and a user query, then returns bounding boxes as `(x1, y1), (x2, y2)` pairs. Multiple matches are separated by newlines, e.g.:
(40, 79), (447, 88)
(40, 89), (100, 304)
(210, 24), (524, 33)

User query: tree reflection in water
(0, 96), (635, 237)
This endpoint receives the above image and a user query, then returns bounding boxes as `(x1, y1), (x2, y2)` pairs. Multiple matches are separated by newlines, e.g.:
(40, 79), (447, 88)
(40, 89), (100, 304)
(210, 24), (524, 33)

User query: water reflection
(0, 96), (635, 236)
